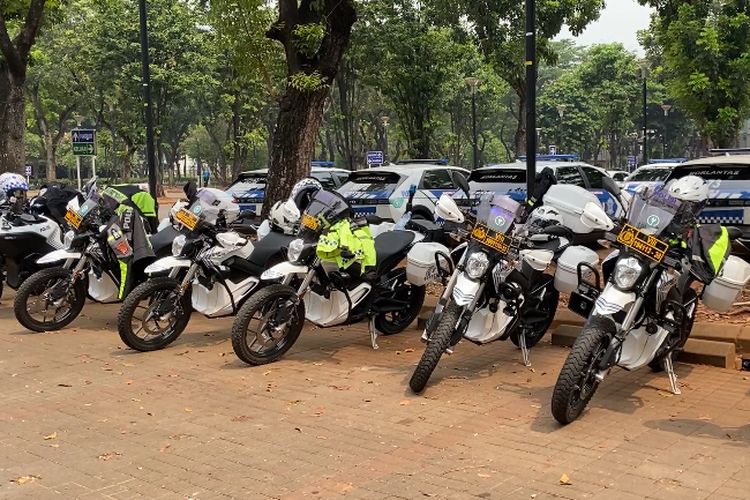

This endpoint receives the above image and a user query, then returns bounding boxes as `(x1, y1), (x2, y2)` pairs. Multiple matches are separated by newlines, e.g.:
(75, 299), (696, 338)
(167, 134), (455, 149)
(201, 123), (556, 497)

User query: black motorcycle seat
(375, 230), (415, 273)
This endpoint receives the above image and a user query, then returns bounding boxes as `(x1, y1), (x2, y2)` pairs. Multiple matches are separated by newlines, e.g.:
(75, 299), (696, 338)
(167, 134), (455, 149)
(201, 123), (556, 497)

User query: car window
(667, 164), (750, 181)
(226, 174), (266, 198)
(333, 173), (350, 186)
(626, 168), (670, 182)
(555, 166), (586, 187)
(312, 172), (336, 190)
(420, 169), (454, 189)
(338, 171), (403, 198)
(581, 166), (607, 188)
(612, 172), (628, 181)
(468, 169), (525, 194)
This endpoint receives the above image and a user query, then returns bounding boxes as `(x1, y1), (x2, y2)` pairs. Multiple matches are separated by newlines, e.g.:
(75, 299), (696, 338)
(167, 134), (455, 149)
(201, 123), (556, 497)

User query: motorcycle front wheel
(231, 284), (305, 365)
(551, 316), (614, 424)
(14, 267), (87, 332)
(117, 277), (192, 352)
(409, 301), (460, 393)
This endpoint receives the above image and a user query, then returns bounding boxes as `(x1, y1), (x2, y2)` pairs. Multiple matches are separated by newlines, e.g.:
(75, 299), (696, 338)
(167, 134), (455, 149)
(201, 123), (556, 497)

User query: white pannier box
(703, 255), (750, 312)
(406, 242), (451, 286)
(542, 185), (603, 235)
(554, 245), (600, 294)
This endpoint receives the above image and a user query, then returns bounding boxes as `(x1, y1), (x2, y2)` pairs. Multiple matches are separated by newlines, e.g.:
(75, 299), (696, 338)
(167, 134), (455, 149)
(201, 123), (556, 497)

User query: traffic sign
(548, 144), (557, 155)
(25, 165), (32, 177)
(627, 155), (637, 169)
(366, 151), (384, 166)
(72, 128), (96, 157)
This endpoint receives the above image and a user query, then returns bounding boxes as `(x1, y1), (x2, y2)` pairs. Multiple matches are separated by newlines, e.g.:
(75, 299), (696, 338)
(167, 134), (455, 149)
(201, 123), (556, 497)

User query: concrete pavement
(1, 292), (750, 499)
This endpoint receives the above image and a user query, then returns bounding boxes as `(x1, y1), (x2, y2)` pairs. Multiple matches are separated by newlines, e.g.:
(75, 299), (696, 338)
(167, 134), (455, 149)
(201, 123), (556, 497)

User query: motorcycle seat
(375, 230), (415, 274)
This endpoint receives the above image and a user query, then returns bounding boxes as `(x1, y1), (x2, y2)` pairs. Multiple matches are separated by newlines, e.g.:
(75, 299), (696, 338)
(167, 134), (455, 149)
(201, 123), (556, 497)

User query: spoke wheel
(231, 284), (304, 365)
(14, 267), (86, 332)
(117, 277), (192, 351)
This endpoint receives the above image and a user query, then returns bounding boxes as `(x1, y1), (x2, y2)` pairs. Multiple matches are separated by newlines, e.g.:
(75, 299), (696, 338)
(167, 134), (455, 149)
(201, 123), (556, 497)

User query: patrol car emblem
(391, 198), (404, 209)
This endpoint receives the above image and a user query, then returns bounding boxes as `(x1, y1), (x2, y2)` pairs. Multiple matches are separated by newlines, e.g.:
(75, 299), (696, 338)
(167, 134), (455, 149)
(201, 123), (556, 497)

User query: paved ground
(2, 292), (750, 500)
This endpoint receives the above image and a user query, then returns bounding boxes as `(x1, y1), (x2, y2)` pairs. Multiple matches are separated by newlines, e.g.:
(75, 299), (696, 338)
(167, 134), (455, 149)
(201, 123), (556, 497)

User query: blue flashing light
(649, 158), (687, 164)
(311, 160), (336, 168)
(517, 154), (580, 162)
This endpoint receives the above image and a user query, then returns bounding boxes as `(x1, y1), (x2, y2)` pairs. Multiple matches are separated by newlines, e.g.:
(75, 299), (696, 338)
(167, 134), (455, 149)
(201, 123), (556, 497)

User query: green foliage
(289, 70), (328, 92)
(293, 23), (325, 57)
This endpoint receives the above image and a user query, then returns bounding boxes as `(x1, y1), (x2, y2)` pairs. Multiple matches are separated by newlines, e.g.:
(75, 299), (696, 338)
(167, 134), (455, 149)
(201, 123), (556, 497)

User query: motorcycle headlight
(288, 238), (304, 262)
(64, 230), (74, 249)
(614, 257), (643, 290)
(465, 251), (490, 279)
(172, 234), (187, 256)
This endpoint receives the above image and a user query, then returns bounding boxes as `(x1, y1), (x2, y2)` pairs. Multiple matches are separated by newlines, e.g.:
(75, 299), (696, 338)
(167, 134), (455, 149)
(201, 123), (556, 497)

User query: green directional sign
(72, 128), (96, 156)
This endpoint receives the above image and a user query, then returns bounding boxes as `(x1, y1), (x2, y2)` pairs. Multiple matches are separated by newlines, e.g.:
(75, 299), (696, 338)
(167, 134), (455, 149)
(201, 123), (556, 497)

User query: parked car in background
(226, 164), (351, 213)
(663, 156), (750, 253)
(621, 163), (679, 194)
(338, 162), (470, 220)
(466, 160), (627, 220)
(609, 170), (629, 184)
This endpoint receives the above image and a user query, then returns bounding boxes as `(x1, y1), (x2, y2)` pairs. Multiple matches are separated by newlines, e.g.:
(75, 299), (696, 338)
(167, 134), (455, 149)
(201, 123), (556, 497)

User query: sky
(556, 1), (653, 54)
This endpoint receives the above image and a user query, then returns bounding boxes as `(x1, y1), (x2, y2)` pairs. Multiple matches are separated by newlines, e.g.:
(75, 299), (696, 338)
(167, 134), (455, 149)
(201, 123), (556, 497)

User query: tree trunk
(0, 68), (26, 173)
(263, 87), (329, 217)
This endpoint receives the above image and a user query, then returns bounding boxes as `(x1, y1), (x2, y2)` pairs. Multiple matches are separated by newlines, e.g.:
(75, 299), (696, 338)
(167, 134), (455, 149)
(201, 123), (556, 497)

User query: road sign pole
(76, 156), (82, 191)
(525, 0), (537, 200)
(92, 156), (97, 178)
(139, 0), (158, 199)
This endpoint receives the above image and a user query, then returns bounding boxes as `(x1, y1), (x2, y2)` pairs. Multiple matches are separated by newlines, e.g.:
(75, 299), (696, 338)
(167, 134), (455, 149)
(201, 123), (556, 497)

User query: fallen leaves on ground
(11, 475), (40, 485)
(559, 473), (571, 485)
(42, 432), (57, 440)
(97, 451), (122, 461)
(399, 400), (410, 406)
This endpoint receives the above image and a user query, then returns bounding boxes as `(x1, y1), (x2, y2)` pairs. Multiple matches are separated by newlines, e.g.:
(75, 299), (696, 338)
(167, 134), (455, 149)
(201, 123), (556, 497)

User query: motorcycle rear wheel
(649, 288), (698, 372)
(14, 267), (86, 332)
(231, 284), (305, 365)
(551, 316), (614, 424)
(510, 278), (559, 348)
(409, 301), (460, 393)
(374, 271), (426, 335)
(117, 277), (192, 352)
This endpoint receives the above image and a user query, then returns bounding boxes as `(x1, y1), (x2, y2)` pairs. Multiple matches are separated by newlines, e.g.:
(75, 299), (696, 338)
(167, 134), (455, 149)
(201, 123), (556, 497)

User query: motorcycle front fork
(594, 294), (681, 395)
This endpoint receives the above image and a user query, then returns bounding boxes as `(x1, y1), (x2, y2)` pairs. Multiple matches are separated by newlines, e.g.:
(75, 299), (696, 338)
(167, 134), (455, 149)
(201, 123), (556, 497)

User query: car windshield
(337, 171), (403, 199)
(227, 173), (266, 200)
(626, 168), (670, 182)
(76, 189), (102, 221)
(299, 190), (351, 240)
(468, 169), (525, 196)
(626, 186), (682, 237)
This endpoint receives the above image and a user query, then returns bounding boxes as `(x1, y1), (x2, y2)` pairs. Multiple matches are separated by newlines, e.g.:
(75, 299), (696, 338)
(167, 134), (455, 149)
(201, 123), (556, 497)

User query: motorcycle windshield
(475, 194), (520, 236)
(76, 191), (102, 222)
(626, 186), (681, 237)
(298, 190), (351, 241)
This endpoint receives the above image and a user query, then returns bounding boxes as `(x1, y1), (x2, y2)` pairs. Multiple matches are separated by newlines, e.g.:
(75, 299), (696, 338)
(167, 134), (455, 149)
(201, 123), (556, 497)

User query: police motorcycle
(0, 175), (80, 298)
(551, 176), (750, 424)
(230, 185), (454, 366)
(13, 179), (171, 332)
(115, 181), (300, 352)
(408, 188), (583, 393)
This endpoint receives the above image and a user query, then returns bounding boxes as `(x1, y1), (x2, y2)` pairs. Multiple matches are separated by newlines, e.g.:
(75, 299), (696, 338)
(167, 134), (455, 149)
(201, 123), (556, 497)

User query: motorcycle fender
(261, 261), (309, 281)
(593, 283), (635, 316)
(37, 249), (81, 264)
(452, 273), (479, 306)
(145, 256), (191, 275)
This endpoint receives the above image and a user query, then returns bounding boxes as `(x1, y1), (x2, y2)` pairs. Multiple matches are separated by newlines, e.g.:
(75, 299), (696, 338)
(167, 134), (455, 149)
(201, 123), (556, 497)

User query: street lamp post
(638, 59), (649, 165)
(661, 103), (673, 158)
(465, 77), (480, 169)
(525, 0), (537, 197)
(138, 0), (158, 198)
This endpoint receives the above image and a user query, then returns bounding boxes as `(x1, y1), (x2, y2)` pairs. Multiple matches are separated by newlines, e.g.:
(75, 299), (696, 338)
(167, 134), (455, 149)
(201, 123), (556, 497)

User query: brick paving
(1, 293), (749, 500)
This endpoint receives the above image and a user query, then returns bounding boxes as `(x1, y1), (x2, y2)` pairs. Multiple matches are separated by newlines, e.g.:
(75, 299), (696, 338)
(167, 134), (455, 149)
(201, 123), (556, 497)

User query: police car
(662, 156), (750, 250)
(621, 161), (684, 194)
(467, 159), (627, 220)
(227, 163), (351, 213)
(337, 161), (470, 220)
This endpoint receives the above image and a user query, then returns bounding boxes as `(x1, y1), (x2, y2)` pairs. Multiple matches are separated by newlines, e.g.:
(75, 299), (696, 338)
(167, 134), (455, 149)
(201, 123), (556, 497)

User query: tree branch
(0, 14), (23, 75)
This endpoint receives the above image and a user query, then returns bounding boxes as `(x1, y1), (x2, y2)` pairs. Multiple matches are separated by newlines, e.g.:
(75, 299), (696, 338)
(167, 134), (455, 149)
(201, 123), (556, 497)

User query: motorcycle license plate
(616, 223), (669, 262)
(301, 213), (321, 231)
(471, 224), (510, 254)
(175, 208), (199, 230)
(65, 209), (82, 229)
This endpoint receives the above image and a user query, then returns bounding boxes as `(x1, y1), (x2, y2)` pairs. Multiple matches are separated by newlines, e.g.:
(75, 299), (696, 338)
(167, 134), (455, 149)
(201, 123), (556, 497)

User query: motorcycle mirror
(453, 173), (471, 199)
(581, 202), (614, 231)
(83, 176), (97, 196)
(184, 181), (198, 203)
(435, 193), (465, 224)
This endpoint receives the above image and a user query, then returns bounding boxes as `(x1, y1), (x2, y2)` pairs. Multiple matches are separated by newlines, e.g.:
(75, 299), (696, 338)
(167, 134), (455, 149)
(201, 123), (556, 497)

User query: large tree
(0, 0), (49, 173)
(262, 0), (357, 216)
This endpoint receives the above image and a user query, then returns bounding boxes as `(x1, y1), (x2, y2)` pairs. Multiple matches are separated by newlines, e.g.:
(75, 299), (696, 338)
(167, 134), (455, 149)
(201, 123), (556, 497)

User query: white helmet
(528, 206), (564, 226)
(667, 175), (708, 203)
(269, 199), (300, 235)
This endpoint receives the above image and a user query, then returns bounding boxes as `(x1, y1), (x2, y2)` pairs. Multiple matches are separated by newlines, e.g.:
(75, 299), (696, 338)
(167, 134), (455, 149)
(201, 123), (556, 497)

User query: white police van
(337, 160), (470, 221)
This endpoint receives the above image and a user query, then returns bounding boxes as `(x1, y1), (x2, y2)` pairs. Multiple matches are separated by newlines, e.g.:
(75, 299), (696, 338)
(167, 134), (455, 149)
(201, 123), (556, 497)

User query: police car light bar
(311, 160), (336, 167)
(517, 154), (580, 162)
(650, 158), (688, 164)
(709, 148), (750, 156)
(395, 159), (450, 166)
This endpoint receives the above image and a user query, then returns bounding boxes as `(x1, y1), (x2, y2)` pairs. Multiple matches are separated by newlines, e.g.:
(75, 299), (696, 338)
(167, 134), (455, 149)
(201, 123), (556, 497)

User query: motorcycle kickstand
(369, 317), (379, 350)
(519, 332), (531, 367)
(664, 353), (681, 395)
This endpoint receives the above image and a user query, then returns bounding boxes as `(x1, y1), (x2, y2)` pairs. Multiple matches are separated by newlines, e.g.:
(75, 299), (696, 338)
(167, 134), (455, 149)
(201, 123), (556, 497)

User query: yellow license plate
(471, 224), (510, 254)
(175, 208), (199, 230)
(65, 209), (82, 229)
(301, 213), (321, 231)
(617, 223), (669, 262)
